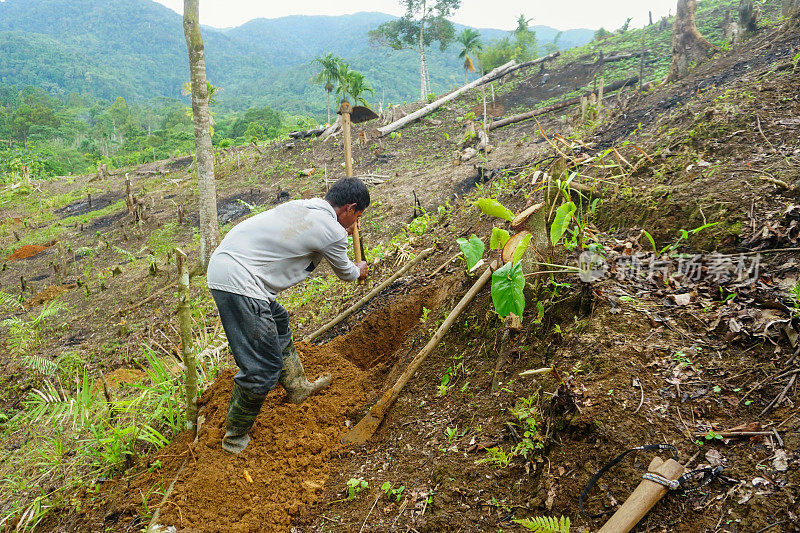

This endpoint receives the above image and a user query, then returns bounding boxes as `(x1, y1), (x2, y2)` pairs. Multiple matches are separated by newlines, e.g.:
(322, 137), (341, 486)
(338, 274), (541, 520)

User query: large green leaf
(491, 261), (525, 319)
(474, 198), (514, 221)
(511, 233), (532, 264)
(550, 201), (577, 246)
(456, 234), (485, 270)
(490, 228), (511, 250)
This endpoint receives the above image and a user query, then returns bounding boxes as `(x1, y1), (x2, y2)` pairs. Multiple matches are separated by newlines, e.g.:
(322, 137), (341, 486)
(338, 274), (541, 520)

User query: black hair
(324, 177), (370, 211)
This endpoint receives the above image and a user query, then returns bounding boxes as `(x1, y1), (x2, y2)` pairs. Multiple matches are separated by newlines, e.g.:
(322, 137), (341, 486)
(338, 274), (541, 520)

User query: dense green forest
(0, 86), (314, 179)
(0, 0), (593, 115)
(0, 0), (596, 178)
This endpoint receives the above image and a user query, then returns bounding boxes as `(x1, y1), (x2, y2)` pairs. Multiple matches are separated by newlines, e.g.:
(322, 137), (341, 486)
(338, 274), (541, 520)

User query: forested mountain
(0, 0), (594, 115)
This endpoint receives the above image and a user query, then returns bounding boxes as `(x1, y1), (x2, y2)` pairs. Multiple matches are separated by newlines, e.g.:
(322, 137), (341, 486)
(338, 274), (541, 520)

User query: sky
(151, 0), (679, 31)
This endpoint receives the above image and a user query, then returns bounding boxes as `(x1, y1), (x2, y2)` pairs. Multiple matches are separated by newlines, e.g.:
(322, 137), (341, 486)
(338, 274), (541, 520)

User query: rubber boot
(279, 343), (331, 404)
(222, 383), (267, 454)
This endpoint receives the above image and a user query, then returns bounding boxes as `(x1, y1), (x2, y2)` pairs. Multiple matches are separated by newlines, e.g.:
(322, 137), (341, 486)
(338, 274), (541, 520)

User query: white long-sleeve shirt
(207, 198), (360, 301)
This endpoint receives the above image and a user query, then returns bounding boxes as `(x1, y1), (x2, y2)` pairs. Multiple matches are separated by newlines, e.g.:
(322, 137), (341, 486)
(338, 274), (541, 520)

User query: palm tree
(312, 52), (343, 124)
(336, 66), (374, 107)
(457, 28), (483, 84)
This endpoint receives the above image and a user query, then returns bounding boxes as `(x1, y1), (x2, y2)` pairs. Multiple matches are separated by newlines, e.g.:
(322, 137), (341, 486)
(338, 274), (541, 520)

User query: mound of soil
(24, 284), (75, 308)
(148, 345), (369, 532)
(6, 244), (49, 261)
(143, 285), (454, 532)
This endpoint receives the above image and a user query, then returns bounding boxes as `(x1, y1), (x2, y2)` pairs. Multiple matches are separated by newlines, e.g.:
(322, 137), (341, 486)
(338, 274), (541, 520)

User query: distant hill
(0, 0), (594, 117)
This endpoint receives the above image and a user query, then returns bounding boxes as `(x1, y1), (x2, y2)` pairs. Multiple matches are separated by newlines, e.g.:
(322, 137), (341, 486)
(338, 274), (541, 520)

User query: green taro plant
(456, 198), (531, 320)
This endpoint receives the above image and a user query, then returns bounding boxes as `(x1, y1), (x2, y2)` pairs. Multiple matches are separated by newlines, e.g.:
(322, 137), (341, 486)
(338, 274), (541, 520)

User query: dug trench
(133, 277), (460, 532)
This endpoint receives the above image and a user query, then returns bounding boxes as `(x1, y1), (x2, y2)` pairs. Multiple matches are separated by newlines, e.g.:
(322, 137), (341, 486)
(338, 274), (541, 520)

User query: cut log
(378, 60), (518, 137)
(511, 202), (544, 230)
(289, 127), (325, 139)
(489, 76), (640, 131)
(502, 231), (532, 263)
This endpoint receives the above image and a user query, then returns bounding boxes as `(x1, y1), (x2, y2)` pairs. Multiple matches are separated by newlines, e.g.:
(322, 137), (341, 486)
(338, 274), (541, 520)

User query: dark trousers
(210, 289), (292, 395)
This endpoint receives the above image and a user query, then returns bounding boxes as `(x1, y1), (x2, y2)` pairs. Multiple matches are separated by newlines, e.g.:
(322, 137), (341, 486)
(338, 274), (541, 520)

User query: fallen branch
(691, 430), (778, 438)
(489, 76), (641, 131)
(378, 61), (518, 137)
(760, 373), (797, 417)
(760, 175), (792, 190)
(303, 247), (435, 343)
(118, 282), (174, 315)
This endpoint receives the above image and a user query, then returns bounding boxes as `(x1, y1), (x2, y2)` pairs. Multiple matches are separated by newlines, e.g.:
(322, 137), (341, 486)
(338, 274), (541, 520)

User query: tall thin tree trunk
(784, 0), (800, 25)
(327, 91), (331, 125)
(183, 0), (219, 272)
(419, 44), (427, 101)
(176, 248), (198, 430)
(418, 0), (427, 101)
(667, 0), (716, 82)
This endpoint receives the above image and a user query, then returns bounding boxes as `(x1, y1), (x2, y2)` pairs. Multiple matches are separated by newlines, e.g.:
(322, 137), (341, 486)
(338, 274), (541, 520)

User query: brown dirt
(24, 283), (76, 308)
(139, 285), (452, 532)
(6, 244), (49, 261)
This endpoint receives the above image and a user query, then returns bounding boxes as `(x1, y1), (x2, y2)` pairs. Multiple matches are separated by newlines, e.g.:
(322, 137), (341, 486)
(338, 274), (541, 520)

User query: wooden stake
(342, 261), (498, 445)
(340, 101), (354, 178)
(598, 457), (684, 533)
(175, 248), (198, 430)
(303, 247), (435, 343)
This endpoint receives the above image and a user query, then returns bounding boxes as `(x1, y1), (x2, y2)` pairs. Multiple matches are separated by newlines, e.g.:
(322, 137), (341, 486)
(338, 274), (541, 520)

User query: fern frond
(0, 290), (23, 313)
(18, 381), (70, 426)
(16, 375), (96, 429)
(2, 316), (32, 355)
(21, 355), (58, 377)
(31, 300), (64, 326)
(514, 515), (571, 533)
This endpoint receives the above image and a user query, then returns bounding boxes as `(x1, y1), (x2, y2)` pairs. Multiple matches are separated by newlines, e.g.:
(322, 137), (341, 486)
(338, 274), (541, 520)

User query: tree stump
(667, 0), (716, 82)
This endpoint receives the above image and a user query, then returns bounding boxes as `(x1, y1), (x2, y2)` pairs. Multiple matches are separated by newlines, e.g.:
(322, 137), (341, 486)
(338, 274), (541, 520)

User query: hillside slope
(0, 7), (798, 533)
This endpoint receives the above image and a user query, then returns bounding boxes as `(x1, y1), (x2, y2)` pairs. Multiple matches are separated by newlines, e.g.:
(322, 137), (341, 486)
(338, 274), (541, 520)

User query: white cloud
(154, 0), (679, 31)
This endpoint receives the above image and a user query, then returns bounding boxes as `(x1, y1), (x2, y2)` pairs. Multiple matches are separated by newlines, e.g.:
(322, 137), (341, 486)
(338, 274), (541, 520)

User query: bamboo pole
(598, 457), (685, 533)
(303, 247), (435, 343)
(175, 248), (198, 430)
(342, 261), (497, 445)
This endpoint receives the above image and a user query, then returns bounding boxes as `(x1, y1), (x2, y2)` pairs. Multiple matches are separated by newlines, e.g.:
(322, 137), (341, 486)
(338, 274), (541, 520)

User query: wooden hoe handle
(598, 456), (685, 533)
(353, 222), (364, 285)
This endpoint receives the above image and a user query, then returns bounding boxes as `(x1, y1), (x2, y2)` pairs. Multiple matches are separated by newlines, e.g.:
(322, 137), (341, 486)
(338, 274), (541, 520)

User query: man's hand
(356, 261), (368, 280)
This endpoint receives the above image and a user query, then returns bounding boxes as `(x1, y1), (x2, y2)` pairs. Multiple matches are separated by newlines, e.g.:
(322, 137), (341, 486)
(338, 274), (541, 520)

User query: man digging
(207, 177), (370, 454)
